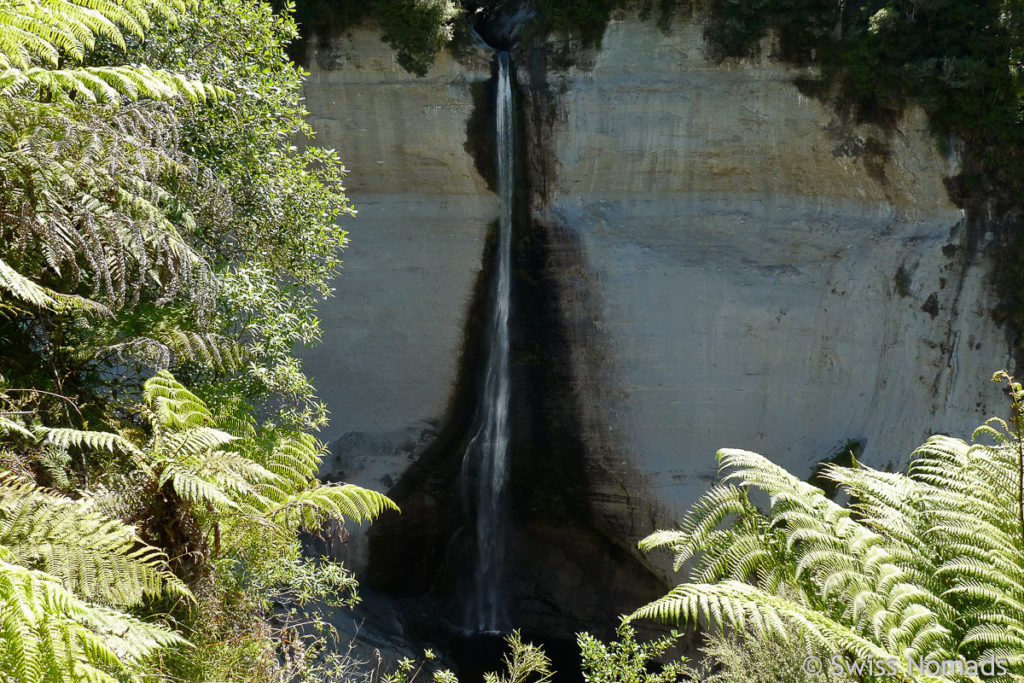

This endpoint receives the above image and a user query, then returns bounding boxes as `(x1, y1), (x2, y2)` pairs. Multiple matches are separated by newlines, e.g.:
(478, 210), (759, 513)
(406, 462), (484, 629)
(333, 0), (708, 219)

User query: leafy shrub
(290, 0), (457, 75)
(376, 0), (460, 75)
(577, 623), (687, 682)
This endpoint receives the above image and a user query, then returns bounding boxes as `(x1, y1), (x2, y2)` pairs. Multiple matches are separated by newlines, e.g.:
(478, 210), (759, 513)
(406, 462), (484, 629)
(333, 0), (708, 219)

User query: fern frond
(0, 558), (185, 680)
(640, 485), (755, 572)
(132, 373), (397, 557)
(158, 464), (238, 512)
(629, 581), (895, 662)
(0, 257), (108, 314)
(0, 414), (34, 438)
(144, 370), (214, 429)
(0, 470), (191, 605)
(638, 427), (1024, 673)
(0, 0), (224, 106)
(2, 63), (227, 104)
(163, 329), (246, 371)
(259, 482), (398, 532)
(37, 427), (142, 458)
(158, 427), (236, 460)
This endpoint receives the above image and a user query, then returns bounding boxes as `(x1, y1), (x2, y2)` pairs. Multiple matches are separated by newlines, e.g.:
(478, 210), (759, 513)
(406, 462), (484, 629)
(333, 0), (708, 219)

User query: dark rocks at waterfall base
(449, 630), (584, 683)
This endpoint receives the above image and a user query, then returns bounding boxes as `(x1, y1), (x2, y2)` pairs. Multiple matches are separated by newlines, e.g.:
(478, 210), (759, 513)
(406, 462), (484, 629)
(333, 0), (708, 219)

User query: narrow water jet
(460, 50), (514, 634)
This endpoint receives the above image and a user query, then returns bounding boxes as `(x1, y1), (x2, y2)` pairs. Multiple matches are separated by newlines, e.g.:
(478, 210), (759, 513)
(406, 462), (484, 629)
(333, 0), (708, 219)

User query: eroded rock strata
(300, 16), (1010, 637)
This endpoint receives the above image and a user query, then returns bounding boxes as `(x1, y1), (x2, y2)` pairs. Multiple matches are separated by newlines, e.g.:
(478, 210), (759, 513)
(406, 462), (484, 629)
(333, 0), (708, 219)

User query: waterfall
(461, 51), (514, 634)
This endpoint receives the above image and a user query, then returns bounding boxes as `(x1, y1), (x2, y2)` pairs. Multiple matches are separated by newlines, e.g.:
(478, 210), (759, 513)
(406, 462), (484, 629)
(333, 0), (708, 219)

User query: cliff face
(300, 15), (1010, 626)
(298, 32), (500, 575)
(519, 19), (1010, 550)
(299, 30), (494, 545)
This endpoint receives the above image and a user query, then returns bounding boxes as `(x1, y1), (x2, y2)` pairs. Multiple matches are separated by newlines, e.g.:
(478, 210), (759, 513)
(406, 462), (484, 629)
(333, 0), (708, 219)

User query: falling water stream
(461, 51), (514, 634)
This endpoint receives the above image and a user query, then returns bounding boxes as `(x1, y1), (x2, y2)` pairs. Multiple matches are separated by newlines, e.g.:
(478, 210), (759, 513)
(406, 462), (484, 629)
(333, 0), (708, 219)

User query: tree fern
(39, 427), (142, 458)
(0, 96), (219, 323)
(0, 0), (232, 390)
(38, 372), (398, 555)
(0, 0), (185, 68)
(632, 407), (1024, 679)
(240, 431), (397, 530)
(14, 376), (394, 681)
(0, 469), (189, 603)
(0, 0), (228, 104)
(163, 329), (245, 370)
(0, 465), (189, 681)
(0, 256), (109, 314)
(1, 64), (227, 103)
(257, 481), (398, 531)
(0, 557), (185, 681)
(145, 371), (220, 429)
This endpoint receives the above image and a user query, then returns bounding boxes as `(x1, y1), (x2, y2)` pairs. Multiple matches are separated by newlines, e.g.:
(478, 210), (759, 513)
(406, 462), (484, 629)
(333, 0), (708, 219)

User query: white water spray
(461, 51), (514, 633)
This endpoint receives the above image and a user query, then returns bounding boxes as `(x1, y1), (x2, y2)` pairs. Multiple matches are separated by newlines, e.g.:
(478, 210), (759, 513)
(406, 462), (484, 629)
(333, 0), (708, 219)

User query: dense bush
(0, 0), (394, 678)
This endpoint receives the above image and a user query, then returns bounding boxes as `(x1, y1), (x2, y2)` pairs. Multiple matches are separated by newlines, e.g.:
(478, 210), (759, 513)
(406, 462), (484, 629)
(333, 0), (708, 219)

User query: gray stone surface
(521, 19), (1010, 560)
(299, 32), (496, 457)
(297, 33), (498, 569)
(299, 18), (1012, 585)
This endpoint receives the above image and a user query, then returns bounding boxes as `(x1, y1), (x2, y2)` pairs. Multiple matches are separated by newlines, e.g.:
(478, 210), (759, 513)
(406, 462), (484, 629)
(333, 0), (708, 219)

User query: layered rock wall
(300, 32), (494, 480)
(299, 16), (1011, 596)
(299, 32), (495, 568)
(519, 20), (1010, 552)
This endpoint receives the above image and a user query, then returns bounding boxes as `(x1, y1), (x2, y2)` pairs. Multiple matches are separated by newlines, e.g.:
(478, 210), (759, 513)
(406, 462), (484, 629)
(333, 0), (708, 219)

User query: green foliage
(0, 0), (386, 677)
(169, 539), (365, 681)
(375, 0), (459, 76)
(0, 470), (187, 681)
(0, 469), (188, 604)
(41, 371), (397, 555)
(0, 0), (226, 103)
(291, 0), (457, 76)
(0, 96), (213, 317)
(691, 629), (852, 683)
(295, 641), (457, 683)
(577, 623), (687, 683)
(630, 376), (1024, 679)
(1, 0), (351, 433)
(483, 631), (554, 683)
(0, 559), (185, 682)
(0, 0), (181, 66)
(8, 371), (396, 681)
(127, 0), (354, 429)
(0, 0), (228, 357)
(0, 258), (109, 316)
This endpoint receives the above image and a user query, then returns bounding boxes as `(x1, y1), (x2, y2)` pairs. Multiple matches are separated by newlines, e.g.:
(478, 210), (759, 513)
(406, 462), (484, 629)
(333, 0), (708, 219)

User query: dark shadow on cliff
(360, 48), (669, 655)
